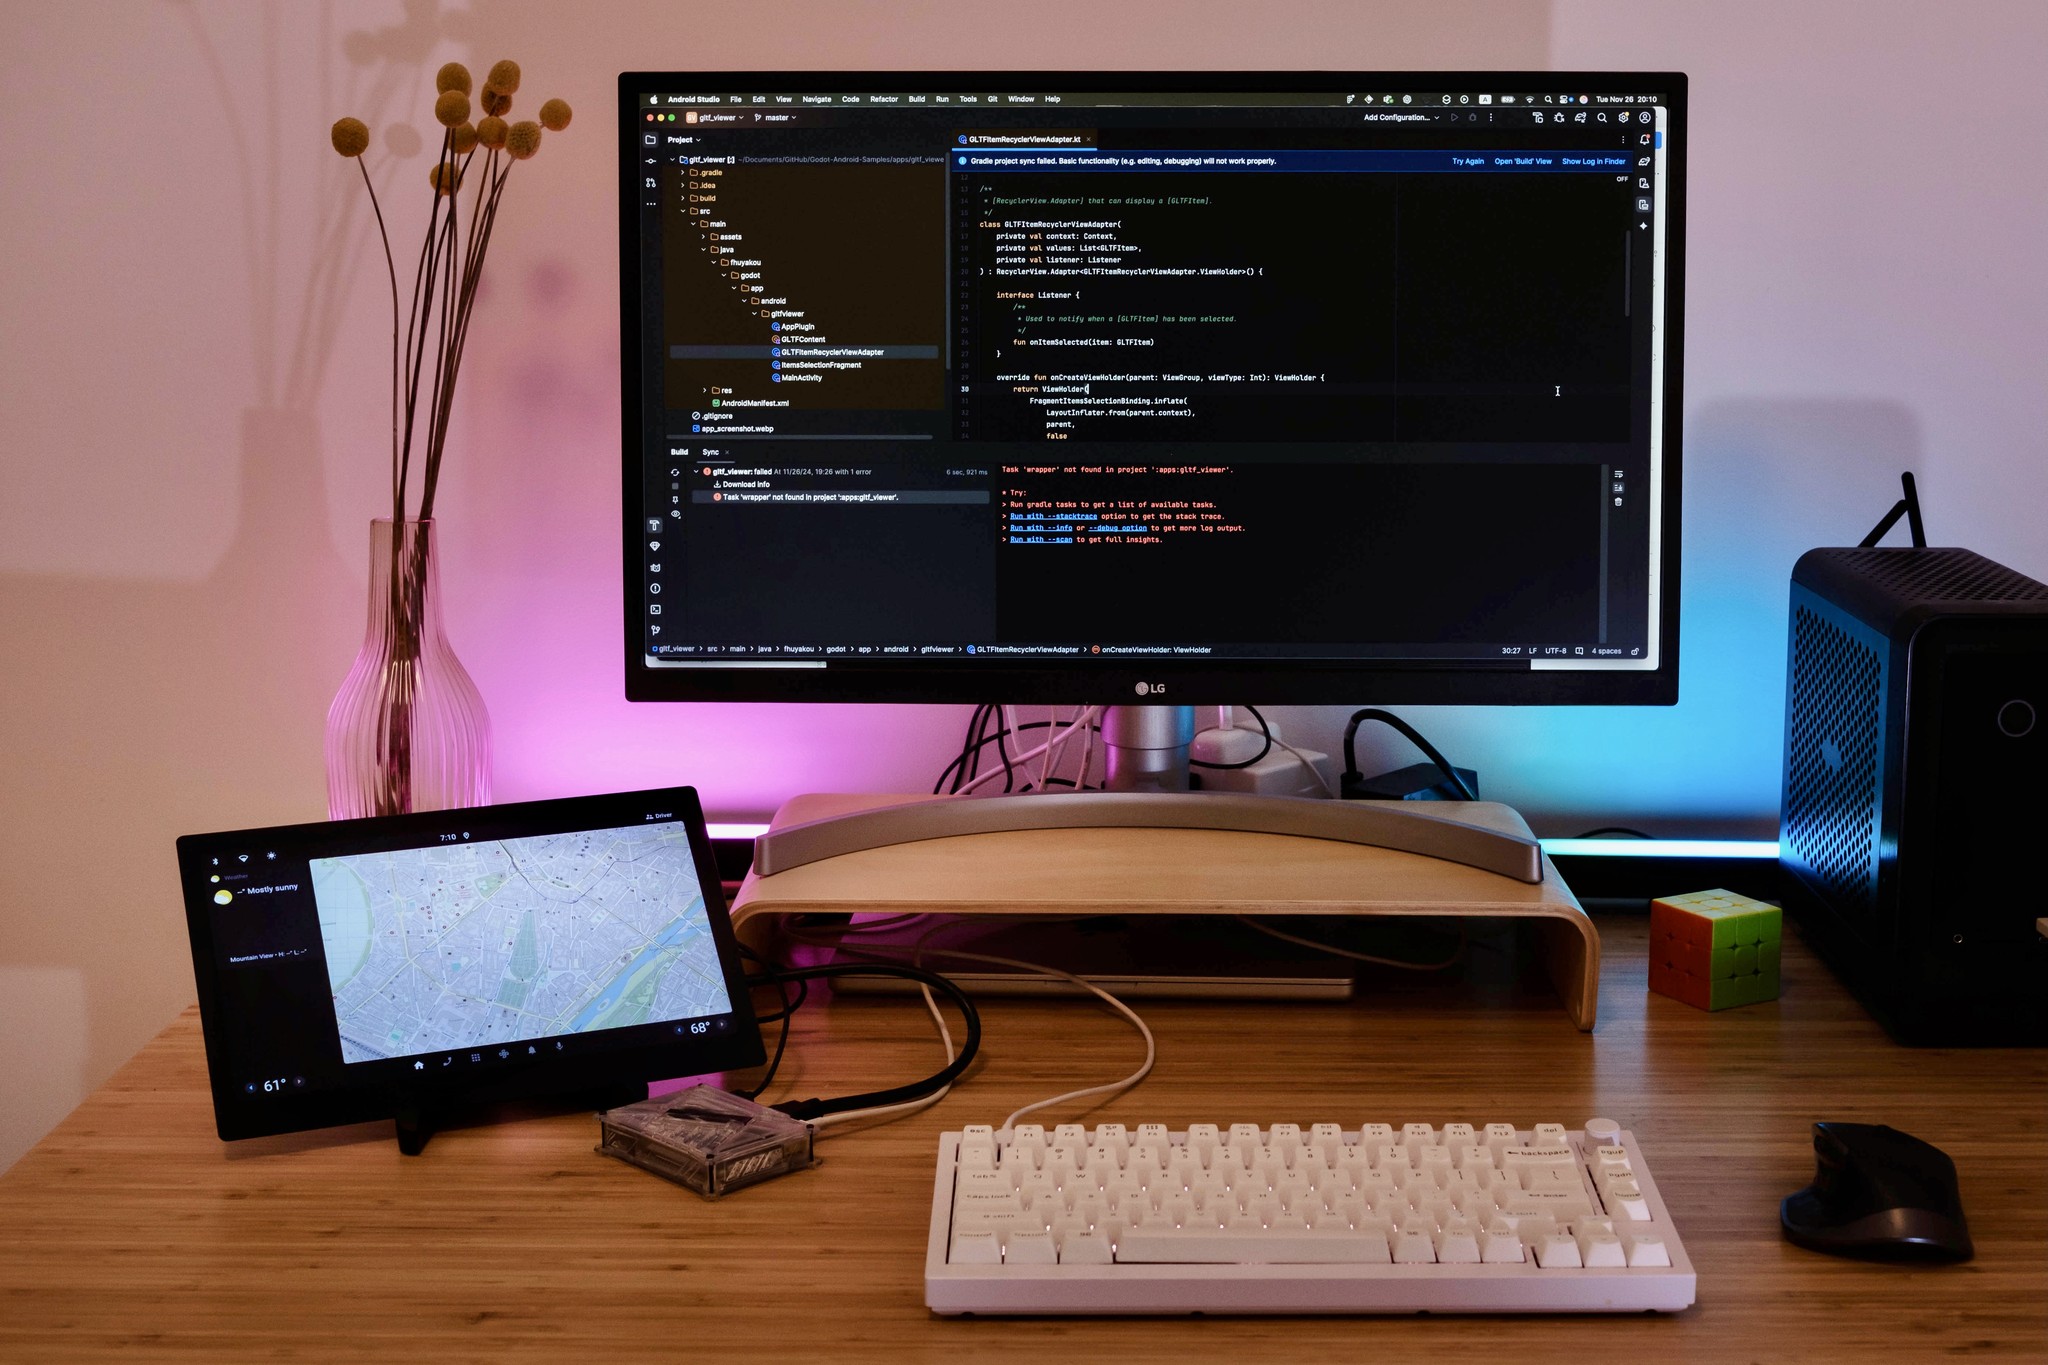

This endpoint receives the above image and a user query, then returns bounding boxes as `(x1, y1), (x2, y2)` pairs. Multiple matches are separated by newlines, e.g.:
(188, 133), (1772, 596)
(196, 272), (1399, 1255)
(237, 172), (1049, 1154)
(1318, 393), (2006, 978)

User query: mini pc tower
(1780, 546), (2048, 1044)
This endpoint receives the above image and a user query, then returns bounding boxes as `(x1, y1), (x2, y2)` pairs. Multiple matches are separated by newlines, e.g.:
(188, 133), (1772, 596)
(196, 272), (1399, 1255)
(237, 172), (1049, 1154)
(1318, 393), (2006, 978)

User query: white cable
(1212, 713), (1338, 798)
(956, 706), (1095, 795)
(894, 927), (1152, 1132)
(1038, 705), (1057, 791)
(1055, 705), (1099, 791)
(805, 980), (956, 1135)
(1234, 914), (1464, 970)
(784, 915), (1156, 1133)
(1267, 732), (1338, 798)
(945, 947), (1153, 1132)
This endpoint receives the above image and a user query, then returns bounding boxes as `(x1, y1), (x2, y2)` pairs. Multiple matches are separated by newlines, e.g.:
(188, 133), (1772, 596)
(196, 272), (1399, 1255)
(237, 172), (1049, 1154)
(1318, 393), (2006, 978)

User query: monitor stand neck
(1101, 704), (1198, 792)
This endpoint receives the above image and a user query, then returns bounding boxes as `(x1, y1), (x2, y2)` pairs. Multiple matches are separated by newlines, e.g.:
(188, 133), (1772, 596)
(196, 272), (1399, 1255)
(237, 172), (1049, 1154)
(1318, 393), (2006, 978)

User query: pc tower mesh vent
(1784, 604), (1884, 917)
(1835, 548), (2048, 603)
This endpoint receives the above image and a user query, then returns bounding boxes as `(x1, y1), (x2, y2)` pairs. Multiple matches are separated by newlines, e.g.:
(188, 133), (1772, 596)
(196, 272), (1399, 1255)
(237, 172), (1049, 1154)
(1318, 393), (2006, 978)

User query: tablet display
(177, 787), (762, 1141)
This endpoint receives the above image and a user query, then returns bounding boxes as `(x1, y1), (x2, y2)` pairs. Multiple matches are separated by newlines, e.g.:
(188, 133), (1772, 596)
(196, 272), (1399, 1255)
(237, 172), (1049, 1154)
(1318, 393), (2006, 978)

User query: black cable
(732, 944), (803, 1099)
(1903, 470), (1927, 548)
(963, 703), (996, 792)
(741, 963), (982, 1121)
(935, 703), (1006, 795)
(990, 706), (1018, 792)
(973, 704), (1000, 790)
(1858, 471), (1929, 549)
(1570, 826), (1654, 840)
(933, 712), (1104, 793)
(1341, 708), (1478, 802)
(954, 705), (989, 793)
(736, 978), (795, 1100)
(753, 974), (809, 1023)
(1188, 703), (1274, 770)
(739, 937), (808, 1020)
(933, 703), (990, 795)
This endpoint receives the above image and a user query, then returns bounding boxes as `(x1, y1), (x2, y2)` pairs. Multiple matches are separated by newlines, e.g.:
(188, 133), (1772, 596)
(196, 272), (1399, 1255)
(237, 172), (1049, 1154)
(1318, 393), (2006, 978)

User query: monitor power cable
(1341, 708), (1479, 802)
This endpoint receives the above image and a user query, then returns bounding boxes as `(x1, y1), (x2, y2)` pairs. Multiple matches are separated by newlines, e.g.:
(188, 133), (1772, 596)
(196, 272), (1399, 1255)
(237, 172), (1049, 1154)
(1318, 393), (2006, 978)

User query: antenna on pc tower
(1858, 471), (1928, 548)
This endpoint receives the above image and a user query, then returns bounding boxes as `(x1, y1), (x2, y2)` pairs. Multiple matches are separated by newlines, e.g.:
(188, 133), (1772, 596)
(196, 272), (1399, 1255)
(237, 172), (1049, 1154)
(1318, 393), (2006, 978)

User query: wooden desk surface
(3, 916), (2043, 1362)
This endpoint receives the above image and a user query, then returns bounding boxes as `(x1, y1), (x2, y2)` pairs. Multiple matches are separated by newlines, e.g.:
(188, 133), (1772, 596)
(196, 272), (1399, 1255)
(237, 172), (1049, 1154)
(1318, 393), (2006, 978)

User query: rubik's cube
(1648, 889), (1782, 1011)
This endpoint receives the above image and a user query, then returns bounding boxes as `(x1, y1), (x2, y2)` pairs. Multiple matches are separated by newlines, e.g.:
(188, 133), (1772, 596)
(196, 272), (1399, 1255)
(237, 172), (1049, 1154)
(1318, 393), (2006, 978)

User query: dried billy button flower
(330, 117), (371, 158)
(428, 161), (464, 195)
(451, 122), (479, 154)
(434, 89), (471, 128)
(538, 98), (572, 132)
(504, 120), (543, 161)
(486, 60), (522, 95)
(481, 88), (512, 117)
(436, 62), (472, 95)
(476, 116), (509, 150)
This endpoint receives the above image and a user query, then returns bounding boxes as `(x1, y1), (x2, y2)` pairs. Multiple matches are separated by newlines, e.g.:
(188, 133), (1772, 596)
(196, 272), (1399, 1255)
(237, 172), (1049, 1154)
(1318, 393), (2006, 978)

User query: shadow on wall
(0, 407), (358, 1167)
(1684, 395), (1928, 611)
(1669, 396), (1928, 819)
(1620, 395), (1926, 827)
(1335, 395), (1929, 839)
(0, 3), (471, 1171)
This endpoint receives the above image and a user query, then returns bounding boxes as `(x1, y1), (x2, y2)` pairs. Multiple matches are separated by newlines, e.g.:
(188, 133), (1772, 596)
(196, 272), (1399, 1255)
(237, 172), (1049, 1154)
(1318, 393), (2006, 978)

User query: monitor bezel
(619, 69), (1686, 706)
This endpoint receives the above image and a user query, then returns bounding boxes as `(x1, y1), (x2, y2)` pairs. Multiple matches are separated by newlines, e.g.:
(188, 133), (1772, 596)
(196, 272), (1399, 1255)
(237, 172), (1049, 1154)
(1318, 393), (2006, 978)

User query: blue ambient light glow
(1538, 838), (1780, 860)
(709, 821), (1779, 861)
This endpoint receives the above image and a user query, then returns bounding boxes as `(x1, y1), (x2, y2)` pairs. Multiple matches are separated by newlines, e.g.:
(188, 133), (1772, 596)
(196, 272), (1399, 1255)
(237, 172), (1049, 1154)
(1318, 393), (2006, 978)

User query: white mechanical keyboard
(926, 1119), (1696, 1315)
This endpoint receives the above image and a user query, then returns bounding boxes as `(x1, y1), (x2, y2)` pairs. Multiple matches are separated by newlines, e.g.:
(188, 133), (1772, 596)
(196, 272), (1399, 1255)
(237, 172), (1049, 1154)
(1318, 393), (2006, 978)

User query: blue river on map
(568, 905), (705, 1031)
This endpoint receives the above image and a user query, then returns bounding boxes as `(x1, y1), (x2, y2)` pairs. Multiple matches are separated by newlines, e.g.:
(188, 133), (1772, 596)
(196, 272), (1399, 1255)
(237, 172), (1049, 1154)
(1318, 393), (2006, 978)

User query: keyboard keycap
(1435, 1223), (1482, 1264)
(1505, 1188), (1596, 1218)
(949, 1231), (1000, 1264)
(1479, 1220), (1525, 1263)
(1578, 1229), (1628, 1267)
(1624, 1232), (1672, 1268)
(1500, 1143), (1576, 1171)
(1006, 1230), (1057, 1264)
(1060, 1230), (1113, 1264)
(1120, 1228), (1394, 1264)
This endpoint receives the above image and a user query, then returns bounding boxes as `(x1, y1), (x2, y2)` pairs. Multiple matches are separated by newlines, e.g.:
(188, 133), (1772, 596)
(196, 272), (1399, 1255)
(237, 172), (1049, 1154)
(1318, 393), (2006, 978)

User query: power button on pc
(1996, 699), (2035, 738)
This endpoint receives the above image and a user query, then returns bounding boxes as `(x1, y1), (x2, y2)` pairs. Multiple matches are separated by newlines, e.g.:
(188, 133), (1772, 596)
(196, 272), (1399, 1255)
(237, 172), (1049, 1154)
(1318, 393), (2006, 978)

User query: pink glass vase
(324, 518), (491, 819)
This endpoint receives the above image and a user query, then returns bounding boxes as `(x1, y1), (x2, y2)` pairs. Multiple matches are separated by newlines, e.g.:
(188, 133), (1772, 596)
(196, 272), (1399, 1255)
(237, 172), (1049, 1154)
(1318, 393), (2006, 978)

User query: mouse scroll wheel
(1808, 1125), (1854, 1191)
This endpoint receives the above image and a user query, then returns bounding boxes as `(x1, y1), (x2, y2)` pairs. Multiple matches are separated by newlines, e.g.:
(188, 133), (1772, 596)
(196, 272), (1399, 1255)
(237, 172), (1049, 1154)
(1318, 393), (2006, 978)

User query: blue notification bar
(954, 149), (1635, 173)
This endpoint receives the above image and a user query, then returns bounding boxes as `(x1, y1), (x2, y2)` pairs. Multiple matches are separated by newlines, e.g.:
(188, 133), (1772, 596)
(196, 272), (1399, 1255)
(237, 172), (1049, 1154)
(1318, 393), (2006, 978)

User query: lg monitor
(619, 71), (1685, 789)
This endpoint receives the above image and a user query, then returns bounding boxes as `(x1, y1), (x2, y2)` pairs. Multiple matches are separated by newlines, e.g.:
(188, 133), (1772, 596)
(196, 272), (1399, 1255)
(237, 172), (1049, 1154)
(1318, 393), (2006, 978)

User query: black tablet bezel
(176, 787), (763, 1142)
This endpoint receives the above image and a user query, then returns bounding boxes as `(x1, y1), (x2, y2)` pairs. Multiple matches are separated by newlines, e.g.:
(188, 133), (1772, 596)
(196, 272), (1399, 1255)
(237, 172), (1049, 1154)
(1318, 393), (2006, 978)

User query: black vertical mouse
(1780, 1122), (1973, 1261)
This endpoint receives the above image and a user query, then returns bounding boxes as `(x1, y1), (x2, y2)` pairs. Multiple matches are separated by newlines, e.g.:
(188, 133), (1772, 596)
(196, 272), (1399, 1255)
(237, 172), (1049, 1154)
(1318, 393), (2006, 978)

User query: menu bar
(644, 91), (1668, 111)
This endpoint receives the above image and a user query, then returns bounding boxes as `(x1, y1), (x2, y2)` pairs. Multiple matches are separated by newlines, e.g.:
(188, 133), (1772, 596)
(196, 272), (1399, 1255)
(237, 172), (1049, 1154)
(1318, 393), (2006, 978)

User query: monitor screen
(620, 72), (1685, 705)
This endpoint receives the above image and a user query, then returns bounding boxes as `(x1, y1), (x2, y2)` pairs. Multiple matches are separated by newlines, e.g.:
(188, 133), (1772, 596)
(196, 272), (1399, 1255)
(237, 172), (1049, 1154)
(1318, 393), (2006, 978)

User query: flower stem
(357, 156), (402, 521)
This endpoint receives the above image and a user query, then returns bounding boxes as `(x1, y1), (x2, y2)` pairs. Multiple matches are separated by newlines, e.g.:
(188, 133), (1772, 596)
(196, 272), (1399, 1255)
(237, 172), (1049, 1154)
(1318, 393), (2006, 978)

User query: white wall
(3, 0), (2042, 1172)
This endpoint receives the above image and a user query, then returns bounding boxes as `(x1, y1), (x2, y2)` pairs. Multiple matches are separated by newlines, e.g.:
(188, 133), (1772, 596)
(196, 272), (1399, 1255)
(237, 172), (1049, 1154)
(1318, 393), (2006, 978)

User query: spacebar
(1116, 1230), (1394, 1264)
